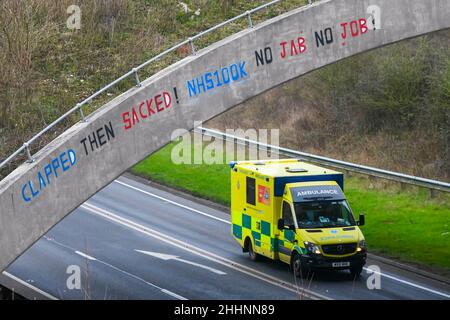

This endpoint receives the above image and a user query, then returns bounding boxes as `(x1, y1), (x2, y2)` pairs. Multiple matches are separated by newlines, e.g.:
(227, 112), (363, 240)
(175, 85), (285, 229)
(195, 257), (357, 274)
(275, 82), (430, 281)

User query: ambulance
(230, 159), (367, 277)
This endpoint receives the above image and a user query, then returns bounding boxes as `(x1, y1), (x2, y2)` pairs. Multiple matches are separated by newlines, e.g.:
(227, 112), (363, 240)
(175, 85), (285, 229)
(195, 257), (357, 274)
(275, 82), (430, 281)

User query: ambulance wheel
(350, 265), (363, 278)
(246, 238), (259, 261)
(291, 252), (309, 278)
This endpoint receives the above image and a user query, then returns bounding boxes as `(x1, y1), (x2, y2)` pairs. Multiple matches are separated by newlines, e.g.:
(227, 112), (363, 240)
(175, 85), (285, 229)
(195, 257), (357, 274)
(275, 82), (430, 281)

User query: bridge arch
(1, 0), (449, 272)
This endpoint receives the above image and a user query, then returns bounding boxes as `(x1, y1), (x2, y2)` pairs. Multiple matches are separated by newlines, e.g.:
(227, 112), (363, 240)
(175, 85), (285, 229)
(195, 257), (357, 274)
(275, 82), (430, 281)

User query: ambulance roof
(231, 159), (341, 178)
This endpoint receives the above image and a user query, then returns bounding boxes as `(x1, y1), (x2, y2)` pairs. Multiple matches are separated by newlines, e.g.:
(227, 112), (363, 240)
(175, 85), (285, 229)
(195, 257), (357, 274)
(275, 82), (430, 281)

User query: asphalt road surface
(2, 175), (450, 300)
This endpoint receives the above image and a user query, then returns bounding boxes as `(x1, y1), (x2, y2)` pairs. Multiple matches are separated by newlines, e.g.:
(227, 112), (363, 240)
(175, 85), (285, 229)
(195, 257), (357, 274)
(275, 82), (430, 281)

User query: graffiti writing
(80, 121), (115, 156)
(187, 61), (248, 98)
(255, 47), (273, 67)
(280, 36), (307, 59)
(315, 27), (334, 47)
(122, 91), (173, 130)
(21, 149), (77, 203)
(340, 18), (368, 40)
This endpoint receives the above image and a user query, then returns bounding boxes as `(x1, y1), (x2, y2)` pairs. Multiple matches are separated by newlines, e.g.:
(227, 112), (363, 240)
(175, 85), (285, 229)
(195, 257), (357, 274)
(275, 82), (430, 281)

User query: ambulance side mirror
(358, 214), (365, 226)
(277, 218), (285, 230)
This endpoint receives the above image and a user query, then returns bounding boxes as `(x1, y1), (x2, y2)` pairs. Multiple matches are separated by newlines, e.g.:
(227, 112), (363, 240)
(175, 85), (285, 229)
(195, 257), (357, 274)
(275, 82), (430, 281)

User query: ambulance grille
(321, 243), (357, 255)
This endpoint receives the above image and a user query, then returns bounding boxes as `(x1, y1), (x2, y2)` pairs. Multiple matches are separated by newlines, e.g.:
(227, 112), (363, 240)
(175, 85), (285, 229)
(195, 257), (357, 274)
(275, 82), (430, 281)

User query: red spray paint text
(340, 18), (368, 39)
(280, 37), (307, 59)
(122, 92), (172, 130)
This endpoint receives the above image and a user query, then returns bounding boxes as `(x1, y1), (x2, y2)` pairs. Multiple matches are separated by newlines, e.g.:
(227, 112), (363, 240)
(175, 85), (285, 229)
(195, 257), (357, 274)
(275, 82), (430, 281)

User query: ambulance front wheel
(350, 265), (363, 278)
(245, 238), (259, 261)
(291, 252), (309, 278)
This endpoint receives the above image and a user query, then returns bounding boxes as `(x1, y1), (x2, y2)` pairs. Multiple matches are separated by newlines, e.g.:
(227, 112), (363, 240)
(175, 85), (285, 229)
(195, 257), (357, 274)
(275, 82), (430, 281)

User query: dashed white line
(161, 289), (188, 300)
(75, 251), (96, 261)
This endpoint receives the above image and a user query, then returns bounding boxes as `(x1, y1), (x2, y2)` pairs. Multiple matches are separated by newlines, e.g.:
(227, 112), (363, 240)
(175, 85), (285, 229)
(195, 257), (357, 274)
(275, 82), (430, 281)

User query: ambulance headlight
(304, 241), (321, 255)
(357, 240), (366, 252)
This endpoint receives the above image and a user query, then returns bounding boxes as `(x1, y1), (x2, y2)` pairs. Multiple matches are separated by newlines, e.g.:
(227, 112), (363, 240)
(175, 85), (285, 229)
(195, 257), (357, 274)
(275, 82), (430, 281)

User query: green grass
(345, 178), (450, 271)
(134, 142), (231, 205)
(132, 141), (450, 273)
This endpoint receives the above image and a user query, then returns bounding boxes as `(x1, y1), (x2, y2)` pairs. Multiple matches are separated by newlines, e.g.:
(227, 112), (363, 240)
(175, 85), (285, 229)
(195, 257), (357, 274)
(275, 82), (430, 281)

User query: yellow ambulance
(230, 159), (367, 277)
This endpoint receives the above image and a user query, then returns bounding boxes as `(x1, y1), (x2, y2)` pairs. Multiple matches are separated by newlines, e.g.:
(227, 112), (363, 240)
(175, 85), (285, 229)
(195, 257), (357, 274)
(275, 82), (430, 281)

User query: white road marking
(115, 178), (450, 299)
(161, 289), (188, 300)
(364, 267), (450, 299)
(82, 202), (329, 300)
(114, 179), (230, 224)
(135, 250), (226, 275)
(75, 251), (96, 261)
(135, 251), (176, 260)
(44, 236), (187, 300)
(2, 271), (58, 300)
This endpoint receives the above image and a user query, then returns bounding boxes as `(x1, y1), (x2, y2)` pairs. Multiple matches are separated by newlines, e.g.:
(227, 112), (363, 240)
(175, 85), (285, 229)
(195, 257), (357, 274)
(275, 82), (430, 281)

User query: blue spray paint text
(187, 61), (248, 98)
(21, 149), (77, 203)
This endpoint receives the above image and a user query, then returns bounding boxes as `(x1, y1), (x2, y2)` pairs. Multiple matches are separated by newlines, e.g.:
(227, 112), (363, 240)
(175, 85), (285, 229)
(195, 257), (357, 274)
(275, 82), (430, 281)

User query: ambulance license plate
(332, 262), (350, 267)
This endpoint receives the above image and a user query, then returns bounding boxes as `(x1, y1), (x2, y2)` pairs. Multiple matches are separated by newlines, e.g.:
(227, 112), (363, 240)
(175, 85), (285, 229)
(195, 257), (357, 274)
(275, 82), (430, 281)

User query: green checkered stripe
(233, 213), (308, 255)
(233, 213), (277, 251)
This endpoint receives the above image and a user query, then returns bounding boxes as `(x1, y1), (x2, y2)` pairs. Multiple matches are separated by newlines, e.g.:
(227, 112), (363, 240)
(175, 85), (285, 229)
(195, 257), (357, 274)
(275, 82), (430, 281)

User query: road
(2, 175), (450, 300)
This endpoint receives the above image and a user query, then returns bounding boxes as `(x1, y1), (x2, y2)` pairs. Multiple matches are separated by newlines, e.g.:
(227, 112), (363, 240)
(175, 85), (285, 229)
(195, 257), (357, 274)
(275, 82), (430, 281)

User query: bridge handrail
(0, 0), (299, 172)
(196, 127), (450, 193)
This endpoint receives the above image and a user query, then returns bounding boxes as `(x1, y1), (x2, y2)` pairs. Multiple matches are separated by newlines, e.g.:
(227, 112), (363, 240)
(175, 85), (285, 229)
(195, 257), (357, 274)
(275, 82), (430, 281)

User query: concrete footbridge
(1, 0), (449, 273)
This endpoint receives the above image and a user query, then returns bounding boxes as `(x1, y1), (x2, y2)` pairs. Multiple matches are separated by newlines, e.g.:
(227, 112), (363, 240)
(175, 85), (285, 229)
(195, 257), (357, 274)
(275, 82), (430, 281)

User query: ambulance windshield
(294, 200), (356, 229)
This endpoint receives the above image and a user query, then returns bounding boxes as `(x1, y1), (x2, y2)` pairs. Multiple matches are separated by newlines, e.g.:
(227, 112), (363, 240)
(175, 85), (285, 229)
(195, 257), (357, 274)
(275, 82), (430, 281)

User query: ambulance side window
(246, 177), (256, 206)
(283, 201), (294, 227)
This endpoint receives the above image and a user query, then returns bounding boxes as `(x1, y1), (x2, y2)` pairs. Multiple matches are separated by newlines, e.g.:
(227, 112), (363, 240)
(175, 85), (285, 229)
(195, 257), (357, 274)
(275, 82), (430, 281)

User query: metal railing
(196, 127), (450, 194)
(1, 0), (307, 173)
